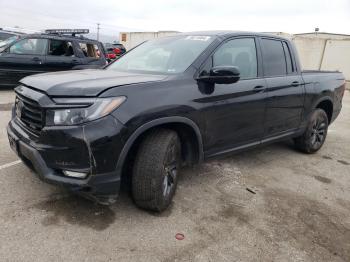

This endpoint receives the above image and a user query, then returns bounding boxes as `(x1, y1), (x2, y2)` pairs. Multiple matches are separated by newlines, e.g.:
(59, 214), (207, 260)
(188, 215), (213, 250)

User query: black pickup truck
(7, 31), (346, 211)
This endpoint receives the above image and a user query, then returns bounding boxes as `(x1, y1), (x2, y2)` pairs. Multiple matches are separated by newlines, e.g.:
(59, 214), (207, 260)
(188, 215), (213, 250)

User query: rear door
(0, 38), (47, 87)
(44, 39), (81, 71)
(260, 38), (304, 138)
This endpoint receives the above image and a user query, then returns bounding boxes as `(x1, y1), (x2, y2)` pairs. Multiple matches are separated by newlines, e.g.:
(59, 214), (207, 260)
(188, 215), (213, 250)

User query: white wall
(321, 40), (350, 80)
(293, 37), (325, 69)
(294, 33), (350, 40)
(293, 36), (350, 80)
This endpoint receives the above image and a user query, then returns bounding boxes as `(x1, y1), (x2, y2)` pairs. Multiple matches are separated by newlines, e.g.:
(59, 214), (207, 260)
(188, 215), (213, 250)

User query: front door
(45, 39), (81, 71)
(198, 37), (267, 156)
(0, 38), (47, 87)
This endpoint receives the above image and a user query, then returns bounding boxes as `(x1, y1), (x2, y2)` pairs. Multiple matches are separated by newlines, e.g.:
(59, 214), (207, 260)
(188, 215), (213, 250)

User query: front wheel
(132, 129), (181, 212)
(294, 108), (329, 153)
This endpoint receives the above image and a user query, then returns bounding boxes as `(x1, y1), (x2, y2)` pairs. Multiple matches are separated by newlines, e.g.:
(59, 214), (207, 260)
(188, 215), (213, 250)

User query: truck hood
(20, 69), (168, 97)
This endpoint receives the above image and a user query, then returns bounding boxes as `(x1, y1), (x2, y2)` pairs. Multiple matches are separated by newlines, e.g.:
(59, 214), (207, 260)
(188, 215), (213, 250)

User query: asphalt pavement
(0, 88), (349, 262)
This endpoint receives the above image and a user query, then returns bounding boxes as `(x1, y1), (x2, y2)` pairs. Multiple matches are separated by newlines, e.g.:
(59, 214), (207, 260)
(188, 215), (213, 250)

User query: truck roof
(178, 31), (290, 41)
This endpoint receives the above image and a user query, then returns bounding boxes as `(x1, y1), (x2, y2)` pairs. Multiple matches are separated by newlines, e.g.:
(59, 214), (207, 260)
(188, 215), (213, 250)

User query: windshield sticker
(185, 36), (211, 41)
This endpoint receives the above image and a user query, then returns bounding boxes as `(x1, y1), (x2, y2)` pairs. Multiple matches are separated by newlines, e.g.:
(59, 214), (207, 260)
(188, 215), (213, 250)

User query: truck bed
(302, 70), (340, 74)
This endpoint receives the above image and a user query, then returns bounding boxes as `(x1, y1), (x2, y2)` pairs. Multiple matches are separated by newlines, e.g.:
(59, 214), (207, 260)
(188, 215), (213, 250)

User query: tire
(132, 129), (181, 212)
(294, 108), (329, 153)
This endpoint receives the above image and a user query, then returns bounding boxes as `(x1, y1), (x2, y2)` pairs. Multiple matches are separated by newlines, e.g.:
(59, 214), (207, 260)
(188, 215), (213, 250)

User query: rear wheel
(132, 129), (181, 212)
(294, 108), (329, 153)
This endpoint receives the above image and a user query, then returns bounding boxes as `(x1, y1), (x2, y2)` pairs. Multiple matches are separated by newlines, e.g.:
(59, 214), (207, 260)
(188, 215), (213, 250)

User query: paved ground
(0, 88), (349, 262)
(0, 88), (15, 110)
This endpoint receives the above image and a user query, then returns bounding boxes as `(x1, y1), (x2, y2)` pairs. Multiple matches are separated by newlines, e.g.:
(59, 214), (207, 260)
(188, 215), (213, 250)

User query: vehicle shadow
(32, 192), (118, 231)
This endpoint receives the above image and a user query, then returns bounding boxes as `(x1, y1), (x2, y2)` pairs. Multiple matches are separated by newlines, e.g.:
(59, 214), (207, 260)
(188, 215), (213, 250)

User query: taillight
(341, 80), (346, 98)
(113, 48), (121, 54)
(341, 86), (345, 98)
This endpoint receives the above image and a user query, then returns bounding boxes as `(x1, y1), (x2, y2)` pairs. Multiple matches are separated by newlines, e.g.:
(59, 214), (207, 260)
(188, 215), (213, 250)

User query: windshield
(107, 35), (214, 74)
(0, 36), (20, 52)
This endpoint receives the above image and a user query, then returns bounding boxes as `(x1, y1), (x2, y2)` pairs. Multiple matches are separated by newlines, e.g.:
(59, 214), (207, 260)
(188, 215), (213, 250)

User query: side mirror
(199, 66), (240, 84)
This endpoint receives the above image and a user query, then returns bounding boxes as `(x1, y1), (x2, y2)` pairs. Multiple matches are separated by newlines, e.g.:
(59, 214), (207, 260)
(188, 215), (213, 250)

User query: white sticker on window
(185, 36), (211, 41)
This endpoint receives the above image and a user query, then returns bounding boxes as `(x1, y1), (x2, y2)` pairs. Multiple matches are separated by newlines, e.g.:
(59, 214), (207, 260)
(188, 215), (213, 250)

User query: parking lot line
(0, 160), (21, 171)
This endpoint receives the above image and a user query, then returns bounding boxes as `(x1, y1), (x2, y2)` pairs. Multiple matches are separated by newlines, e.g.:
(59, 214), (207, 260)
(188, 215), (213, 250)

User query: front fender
(115, 116), (204, 176)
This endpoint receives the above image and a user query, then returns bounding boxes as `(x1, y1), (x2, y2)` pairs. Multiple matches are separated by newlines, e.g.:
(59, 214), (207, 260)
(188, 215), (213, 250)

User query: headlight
(46, 96), (126, 126)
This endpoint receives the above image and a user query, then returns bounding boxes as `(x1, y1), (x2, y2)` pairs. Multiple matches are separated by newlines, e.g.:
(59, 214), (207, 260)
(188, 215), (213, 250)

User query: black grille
(15, 93), (44, 134)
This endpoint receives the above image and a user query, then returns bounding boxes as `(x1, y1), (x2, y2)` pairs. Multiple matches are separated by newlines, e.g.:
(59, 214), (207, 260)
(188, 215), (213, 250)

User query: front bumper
(7, 115), (126, 204)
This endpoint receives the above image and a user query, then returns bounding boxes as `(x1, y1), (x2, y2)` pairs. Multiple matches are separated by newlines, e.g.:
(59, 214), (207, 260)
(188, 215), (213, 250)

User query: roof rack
(44, 29), (89, 37)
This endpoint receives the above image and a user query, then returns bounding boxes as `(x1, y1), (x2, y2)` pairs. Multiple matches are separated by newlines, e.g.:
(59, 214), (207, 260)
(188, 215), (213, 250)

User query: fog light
(63, 170), (88, 179)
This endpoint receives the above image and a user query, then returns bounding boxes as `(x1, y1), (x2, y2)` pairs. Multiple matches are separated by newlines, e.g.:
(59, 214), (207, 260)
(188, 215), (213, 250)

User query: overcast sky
(1, 0), (349, 40)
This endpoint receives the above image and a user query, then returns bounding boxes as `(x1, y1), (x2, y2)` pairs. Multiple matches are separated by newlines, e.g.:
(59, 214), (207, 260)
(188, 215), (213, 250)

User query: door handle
(72, 59), (80, 64)
(253, 85), (265, 92)
(291, 81), (300, 87)
(32, 57), (42, 64)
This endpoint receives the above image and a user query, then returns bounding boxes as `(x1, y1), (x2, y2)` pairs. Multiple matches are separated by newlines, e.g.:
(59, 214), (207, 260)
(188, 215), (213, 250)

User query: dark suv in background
(0, 29), (107, 87)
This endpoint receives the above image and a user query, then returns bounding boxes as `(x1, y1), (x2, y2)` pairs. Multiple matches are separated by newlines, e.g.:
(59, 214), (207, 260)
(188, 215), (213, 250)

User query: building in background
(293, 32), (350, 81)
(120, 31), (350, 81)
(119, 31), (179, 50)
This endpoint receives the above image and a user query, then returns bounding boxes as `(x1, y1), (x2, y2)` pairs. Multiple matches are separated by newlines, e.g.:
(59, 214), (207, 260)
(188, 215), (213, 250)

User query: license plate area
(8, 133), (19, 155)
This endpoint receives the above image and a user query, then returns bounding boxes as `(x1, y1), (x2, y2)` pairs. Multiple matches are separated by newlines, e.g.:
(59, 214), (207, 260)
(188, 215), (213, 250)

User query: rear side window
(79, 42), (100, 58)
(261, 39), (286, 77)
(48, 40), (75, 56)
(282, 42), (294, 74)
(9, 38), (47, 55)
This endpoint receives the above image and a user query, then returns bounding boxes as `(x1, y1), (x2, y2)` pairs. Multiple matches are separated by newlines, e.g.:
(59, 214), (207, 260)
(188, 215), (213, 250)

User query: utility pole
(315, 27), (319, 36)
(97, 23), (100, 41)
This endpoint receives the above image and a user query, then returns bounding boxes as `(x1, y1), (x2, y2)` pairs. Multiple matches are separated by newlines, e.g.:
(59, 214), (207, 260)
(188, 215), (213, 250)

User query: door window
(9, 38), (47, 55)
(48, 40), (75, 56)
(79, 42), (100, 58)
(261, 39), (287, 77)
(282, 42), (294, 74)
(213, 38), (257, 79)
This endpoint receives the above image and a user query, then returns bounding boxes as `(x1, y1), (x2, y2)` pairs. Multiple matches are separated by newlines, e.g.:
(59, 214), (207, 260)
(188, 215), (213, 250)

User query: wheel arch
(115, 116), (204, 179)
(313, 96), (333, 124)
